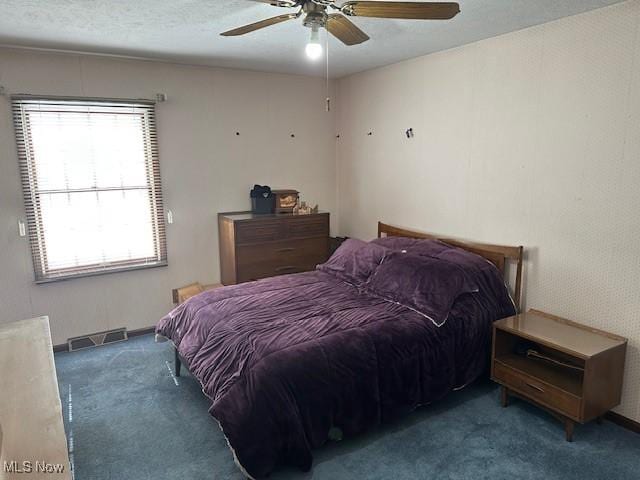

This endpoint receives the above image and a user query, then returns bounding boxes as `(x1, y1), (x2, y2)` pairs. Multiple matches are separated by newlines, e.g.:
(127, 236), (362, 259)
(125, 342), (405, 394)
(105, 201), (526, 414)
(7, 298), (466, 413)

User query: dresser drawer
(286, 214), (329, 239)
(237, 259), (321, 283)
(493, 361), (581, 419)
(235, 221), (284, 244)
(237, 237), (328, 267)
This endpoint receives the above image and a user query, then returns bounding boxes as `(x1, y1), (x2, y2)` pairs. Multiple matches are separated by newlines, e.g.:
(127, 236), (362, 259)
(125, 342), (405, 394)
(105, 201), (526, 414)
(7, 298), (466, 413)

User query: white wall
(0, 48), (337, 345)
(336, 0), (640, 422)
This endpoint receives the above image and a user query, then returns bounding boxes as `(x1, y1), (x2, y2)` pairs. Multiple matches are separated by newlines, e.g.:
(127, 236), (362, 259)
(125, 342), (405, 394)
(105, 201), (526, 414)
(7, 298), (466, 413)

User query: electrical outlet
(18, 220), (26, 237)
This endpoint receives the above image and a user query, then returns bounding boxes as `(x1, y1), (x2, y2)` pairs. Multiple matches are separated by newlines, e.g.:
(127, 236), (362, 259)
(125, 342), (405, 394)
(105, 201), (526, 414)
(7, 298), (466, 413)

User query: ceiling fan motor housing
(303, 2), (328, 28)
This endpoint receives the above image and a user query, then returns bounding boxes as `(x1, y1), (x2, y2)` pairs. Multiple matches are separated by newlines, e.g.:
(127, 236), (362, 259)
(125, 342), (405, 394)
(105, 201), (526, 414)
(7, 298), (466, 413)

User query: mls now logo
(4, 460), (66, 474)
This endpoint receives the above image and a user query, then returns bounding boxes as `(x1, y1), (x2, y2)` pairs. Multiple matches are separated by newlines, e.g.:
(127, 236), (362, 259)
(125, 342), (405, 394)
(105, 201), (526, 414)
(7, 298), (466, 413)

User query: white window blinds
(12, 97), (167, 282)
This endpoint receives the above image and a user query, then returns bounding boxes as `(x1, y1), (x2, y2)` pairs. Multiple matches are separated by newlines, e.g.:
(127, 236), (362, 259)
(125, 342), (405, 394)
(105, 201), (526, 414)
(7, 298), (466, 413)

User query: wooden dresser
(218, 211), (330, 285)
(492, 309), (627, 441)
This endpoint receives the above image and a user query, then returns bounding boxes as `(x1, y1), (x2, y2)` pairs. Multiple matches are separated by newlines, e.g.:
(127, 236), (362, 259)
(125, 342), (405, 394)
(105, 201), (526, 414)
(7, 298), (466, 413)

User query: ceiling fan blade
(326, 14), (369, 46)
(340, 1), (460, 20)
(221, 13), (298, 36)
(249, 0), (298, 7)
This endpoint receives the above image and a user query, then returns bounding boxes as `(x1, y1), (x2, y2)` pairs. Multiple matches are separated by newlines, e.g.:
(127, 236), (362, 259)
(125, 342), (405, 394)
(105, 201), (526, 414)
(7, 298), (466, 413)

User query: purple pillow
(317, 239), (388, 286)
(372, 237), (516, 320)
(365, 251), (479, 326)
(371, 236), (422, 250)
(433, 248), (516, 318)
(372, 236), (451, 256)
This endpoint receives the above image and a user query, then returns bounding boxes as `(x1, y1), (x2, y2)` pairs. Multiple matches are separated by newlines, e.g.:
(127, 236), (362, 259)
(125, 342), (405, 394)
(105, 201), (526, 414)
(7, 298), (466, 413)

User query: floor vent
(68, 328), (128, 352)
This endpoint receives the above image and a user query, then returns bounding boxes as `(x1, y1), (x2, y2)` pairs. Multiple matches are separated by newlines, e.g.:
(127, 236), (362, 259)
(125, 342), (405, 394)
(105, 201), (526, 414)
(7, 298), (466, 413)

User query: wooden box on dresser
(491, 309), (627, 442)
(218, 211), (330, 285)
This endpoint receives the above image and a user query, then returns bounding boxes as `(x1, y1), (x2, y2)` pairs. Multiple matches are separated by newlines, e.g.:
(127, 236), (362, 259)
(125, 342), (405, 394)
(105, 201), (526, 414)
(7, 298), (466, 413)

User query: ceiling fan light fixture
(305, 26), (323, 61)
(223, 1), (462, 60)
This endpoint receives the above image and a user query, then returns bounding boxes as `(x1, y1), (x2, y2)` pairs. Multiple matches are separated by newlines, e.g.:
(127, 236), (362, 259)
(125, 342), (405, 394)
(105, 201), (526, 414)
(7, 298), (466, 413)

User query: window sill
(35, 261), (168, 284)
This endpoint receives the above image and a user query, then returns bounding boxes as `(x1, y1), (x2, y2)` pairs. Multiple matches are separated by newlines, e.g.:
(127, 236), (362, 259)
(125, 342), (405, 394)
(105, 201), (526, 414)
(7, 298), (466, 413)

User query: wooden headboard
(378, 222), (524, 312)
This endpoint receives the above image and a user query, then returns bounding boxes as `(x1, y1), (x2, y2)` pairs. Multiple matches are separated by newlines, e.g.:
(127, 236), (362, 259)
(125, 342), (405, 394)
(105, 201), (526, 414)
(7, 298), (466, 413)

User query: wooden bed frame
(378, 222), (524, 312)
(174, 222), (525, 378)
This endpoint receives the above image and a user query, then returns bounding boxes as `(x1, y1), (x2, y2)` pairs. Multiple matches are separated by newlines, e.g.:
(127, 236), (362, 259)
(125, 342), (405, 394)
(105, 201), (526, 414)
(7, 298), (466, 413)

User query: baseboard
(128, 326), (156, 338)
(52, 343), (68, 353)
(52, 326), (156, 353)
(605, 411), (640, 434)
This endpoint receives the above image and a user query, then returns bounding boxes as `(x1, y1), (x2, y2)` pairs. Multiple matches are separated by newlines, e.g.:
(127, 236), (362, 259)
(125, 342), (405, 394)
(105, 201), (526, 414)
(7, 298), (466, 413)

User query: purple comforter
(156, 243), (515, 478)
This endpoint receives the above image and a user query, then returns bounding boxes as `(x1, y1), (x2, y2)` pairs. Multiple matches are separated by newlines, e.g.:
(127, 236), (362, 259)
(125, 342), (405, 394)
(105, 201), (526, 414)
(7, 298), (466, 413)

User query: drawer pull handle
(276, 266), (299, 273)
(525, 382), (545, 393)
(275, 247), (296, 253)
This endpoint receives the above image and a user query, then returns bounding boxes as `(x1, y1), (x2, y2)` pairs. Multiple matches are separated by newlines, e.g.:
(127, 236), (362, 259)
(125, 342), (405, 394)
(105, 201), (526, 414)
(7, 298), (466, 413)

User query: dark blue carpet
(54, 334), (640, 480)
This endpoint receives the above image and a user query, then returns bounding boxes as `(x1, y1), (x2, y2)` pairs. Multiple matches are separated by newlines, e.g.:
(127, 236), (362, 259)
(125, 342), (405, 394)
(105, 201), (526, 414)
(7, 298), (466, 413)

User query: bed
(156, 222), (524, 479)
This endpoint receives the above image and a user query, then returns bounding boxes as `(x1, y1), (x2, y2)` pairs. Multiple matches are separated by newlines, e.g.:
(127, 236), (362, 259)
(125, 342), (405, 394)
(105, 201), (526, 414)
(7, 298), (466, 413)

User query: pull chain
(325, 26), (330, 112)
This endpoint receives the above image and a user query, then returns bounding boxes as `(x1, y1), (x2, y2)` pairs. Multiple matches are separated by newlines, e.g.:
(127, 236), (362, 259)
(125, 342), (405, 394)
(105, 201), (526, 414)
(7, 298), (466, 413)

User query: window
(12, 97), (167, 282)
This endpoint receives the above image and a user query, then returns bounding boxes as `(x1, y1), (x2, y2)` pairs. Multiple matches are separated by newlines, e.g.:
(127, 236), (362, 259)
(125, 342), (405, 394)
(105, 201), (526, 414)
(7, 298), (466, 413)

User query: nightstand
(491, 309), (627, 441)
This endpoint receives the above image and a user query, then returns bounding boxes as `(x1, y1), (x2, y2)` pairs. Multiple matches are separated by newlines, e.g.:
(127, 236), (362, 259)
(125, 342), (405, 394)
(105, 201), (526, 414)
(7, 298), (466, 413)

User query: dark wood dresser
(492, 309), (627, 441)
(218, 211), (330, 285)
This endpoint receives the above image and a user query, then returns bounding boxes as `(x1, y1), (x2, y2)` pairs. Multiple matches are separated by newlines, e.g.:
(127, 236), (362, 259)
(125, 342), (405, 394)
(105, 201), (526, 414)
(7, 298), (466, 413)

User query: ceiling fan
(221, 1), (461, 60)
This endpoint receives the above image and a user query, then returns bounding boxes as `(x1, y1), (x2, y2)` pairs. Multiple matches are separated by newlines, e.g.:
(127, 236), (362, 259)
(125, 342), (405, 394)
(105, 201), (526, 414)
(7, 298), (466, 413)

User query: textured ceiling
(0, 0), (627, 78)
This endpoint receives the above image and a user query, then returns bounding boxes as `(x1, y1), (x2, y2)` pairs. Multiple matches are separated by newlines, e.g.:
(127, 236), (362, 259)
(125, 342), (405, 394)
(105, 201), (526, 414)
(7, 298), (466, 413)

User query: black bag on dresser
(250, 185), (275, 214)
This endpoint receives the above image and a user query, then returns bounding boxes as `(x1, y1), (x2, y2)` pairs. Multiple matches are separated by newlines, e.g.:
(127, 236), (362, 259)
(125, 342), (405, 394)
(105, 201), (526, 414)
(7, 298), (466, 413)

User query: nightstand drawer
(494, 361), (581, 419)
